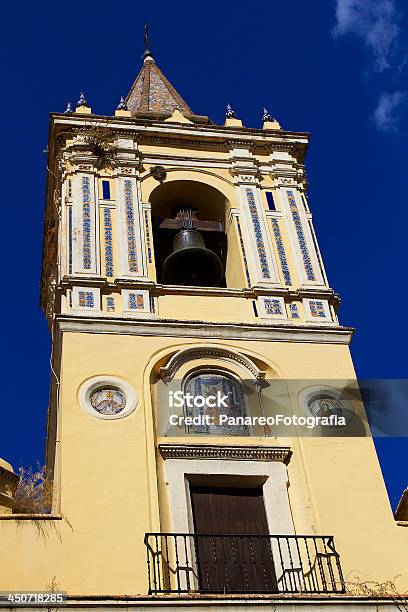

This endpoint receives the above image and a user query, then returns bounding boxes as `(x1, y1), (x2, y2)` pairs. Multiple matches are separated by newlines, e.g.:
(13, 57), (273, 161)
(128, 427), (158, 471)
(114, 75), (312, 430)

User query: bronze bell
(162, 228), (224, 287)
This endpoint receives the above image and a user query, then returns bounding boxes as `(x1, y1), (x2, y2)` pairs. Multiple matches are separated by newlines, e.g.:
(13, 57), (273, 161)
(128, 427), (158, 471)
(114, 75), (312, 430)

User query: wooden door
(190, 485), (277, 593)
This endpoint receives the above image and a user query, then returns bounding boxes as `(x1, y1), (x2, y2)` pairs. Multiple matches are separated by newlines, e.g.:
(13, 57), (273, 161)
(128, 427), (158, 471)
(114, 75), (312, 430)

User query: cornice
(50, 114), (310, 151)
(56, 315), (354, 344)
(59, 277), (340, 304)
(0, 466), (19, 487)
(158, 444), (292, 464)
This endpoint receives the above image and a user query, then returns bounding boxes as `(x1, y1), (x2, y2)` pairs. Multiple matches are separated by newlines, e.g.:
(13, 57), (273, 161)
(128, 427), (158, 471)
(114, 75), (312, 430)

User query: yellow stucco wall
(1, 332), (407, 595)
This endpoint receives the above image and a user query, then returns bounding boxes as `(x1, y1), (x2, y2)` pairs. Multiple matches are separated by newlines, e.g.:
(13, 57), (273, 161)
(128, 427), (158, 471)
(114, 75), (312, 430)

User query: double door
(190, 485), (278, 593)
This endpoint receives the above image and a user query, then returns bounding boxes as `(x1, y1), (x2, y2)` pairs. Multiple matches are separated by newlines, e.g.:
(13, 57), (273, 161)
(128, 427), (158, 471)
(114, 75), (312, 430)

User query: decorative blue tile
(79, 290), (94, 308)
(144, 210), (152, 264)
(106, 296), (115, 312)
(128, 292), (144, 310)
(103, 207), (114, 277)
(287, 190), (316, 281)
(124, 179), (138, 273)
(81, 176), (92, 270)
(68, 206), (73, 275)
(264, 298), (283, 316)
(289, 303), (300, 319)
(309, 300), (326, 318)
(236, 217), (251, 287)
(271, 218), (292, 286)
(246, 188), (271, 279)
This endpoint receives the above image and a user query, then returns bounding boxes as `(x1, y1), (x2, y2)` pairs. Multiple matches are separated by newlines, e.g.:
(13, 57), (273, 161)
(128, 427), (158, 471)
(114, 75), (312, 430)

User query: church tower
(1, 40), (407, 606)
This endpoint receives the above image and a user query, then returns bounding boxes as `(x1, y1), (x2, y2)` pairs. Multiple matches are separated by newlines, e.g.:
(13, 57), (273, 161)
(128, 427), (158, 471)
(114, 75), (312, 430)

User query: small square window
(265, 191), (276, 211)
(102, 180), (111, 200)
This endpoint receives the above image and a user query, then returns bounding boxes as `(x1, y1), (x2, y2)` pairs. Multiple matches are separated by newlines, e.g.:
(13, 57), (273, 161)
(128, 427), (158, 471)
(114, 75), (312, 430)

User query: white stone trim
(278, 187), (325, 288)
(162, 455), (294, 533)
(116, 176), (147, 279)
(72, 172), (99, 275)
(78, 375), (138, 420)
(237, 184), (280, 287)
(56, 315), (354, 344)
(162, 453), (294, 591)
(160, 346), (265, 382)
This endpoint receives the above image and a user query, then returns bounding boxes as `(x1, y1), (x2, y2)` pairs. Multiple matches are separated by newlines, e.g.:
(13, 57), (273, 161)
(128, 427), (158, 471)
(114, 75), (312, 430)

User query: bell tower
(1, 38), (407, 604)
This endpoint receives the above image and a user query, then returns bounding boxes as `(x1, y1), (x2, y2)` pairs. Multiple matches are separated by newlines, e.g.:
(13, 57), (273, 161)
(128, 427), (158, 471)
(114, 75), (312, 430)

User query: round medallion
(307, 395), (343, 418)
(90, 388), (126, 415)
(79, 376), (138, 420)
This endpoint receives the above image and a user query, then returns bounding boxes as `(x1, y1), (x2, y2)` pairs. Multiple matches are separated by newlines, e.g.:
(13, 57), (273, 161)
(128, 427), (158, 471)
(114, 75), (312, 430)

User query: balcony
(145, 533), (345, 595)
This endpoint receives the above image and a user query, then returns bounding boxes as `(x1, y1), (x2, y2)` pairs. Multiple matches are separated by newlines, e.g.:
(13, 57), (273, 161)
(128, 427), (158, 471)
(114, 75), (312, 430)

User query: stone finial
(225, 102), (236, 119)
(262, 107), (281, 130)
(262, 107), (273, 122)
(115, 95), (131, 117)
(64, 102), (73, 114)
(224, 102), (243, 127)
(117, 96), (128, 111)
(76, 91), (89, 108)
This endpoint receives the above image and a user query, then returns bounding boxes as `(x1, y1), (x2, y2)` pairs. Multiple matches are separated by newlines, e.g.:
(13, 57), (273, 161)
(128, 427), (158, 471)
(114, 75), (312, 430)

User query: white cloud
(373, 91), (406, 132)
(333, 0), (400, 72)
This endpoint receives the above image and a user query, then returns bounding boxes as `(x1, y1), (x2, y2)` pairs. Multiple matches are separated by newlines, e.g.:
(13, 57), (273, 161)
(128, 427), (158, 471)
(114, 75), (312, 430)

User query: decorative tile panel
(287, 190), (316, 281)
(271, 218), (292, 286)
(258, 296), (286, 319)
(245, 188), (271, 279)
(124, 179), (138, 273)
(122, 289), (150, 314)
(289, 303), (300, 319)
(144, 210), (153, 264)
(264, 298), (284, 316)
(309, 300), (326, 318)
(79, 291), (94, 308)
(129, 292), (145, 310)
(236, 217), (251, 287)
(304, 298), (331, 322)
(81, 176), (92, 270)
(308, 220), (326, 283)
(103, 208), (114, 277)
(73, 287), (100, 311)
(106, 296), (115, 312)
(68, 206), (73, 275)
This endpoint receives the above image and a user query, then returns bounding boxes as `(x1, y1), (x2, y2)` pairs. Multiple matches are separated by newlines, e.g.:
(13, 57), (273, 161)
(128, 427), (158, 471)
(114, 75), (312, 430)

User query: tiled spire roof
(125, 55), (193, 117)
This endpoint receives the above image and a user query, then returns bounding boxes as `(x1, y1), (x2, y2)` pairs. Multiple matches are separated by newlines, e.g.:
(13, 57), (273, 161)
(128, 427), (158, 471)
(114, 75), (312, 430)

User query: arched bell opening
(149, 180), (229, 288)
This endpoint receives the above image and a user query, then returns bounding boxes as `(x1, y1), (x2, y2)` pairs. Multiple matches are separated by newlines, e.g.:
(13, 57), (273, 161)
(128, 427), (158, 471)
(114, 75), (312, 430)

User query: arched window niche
(183, 370), (249, 436)
(154, 346), (273, 439)
(148, 179), (246, 289)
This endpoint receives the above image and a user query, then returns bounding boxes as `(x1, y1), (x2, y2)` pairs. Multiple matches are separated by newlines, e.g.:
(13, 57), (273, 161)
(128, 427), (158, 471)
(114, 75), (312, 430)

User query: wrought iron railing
(145, 533), (345, 595)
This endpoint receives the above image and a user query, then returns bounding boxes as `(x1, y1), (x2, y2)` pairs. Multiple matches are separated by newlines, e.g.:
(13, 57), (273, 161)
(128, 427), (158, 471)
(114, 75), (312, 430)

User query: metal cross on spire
(144, 23), (152, 59)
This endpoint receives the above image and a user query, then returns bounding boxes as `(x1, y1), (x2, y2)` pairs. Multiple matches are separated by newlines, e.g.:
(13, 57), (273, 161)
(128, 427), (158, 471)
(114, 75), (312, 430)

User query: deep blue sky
(1, 1), (407, 510)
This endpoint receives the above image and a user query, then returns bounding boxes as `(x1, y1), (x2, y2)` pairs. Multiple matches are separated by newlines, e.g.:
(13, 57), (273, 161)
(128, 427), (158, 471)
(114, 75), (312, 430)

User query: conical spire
(126, 57), (193, 116)
(125, 26), (193, 117)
